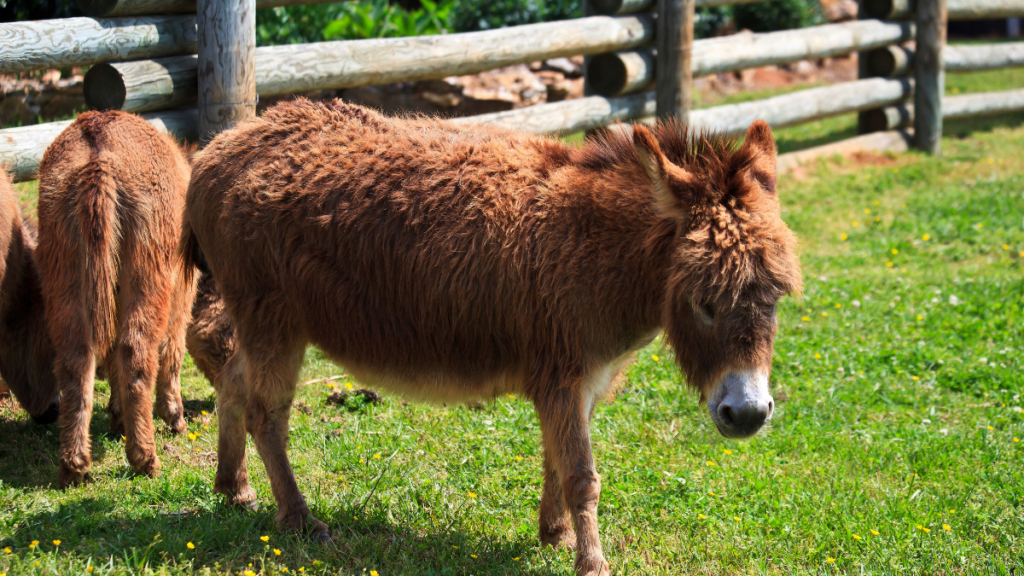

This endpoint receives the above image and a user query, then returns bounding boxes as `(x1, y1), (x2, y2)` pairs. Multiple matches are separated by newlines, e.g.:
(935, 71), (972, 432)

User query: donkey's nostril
(767, 399), (775, 418)
(718, 404), (735, 427)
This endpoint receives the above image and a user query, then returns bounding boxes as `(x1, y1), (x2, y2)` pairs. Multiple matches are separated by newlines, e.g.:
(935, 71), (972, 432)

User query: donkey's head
(633, 120), (802, 439)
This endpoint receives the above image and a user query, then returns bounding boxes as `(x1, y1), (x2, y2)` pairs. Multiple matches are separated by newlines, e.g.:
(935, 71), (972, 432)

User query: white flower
(948, 294), (961, 305)
(852, 300), (861, 308)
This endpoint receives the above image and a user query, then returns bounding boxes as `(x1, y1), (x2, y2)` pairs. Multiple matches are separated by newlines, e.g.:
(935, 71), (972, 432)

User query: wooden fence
(3, 0), (1024, 180)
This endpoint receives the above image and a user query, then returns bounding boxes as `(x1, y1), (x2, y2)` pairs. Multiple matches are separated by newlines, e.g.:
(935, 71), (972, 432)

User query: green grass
(3, 75), (1024, 576)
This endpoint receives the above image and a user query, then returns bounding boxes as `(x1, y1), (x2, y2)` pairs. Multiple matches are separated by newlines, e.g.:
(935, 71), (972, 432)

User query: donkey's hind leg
(540, 450), (576, 548)
(154, 270), (195, 435)
(104, 350), (124, 436)
(213, 349), (257, 507)
(241, 340), (327, 539)
(52, 301), (97, 488)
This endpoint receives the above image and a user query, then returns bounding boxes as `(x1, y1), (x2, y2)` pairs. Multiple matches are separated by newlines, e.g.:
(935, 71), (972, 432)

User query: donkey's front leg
(535, 383), (610, 576)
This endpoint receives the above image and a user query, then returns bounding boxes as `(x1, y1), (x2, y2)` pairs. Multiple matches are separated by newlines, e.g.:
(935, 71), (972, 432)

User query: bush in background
(732, 0), (824, 33)
(449, 0), (580, 32)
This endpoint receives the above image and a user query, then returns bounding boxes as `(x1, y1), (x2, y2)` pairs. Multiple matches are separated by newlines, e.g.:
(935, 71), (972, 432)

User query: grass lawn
(3, 81), (1024, 576)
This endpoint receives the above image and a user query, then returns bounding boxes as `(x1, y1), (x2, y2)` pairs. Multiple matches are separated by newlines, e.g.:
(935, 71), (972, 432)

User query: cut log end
(83, 64), (128, 112)
(588, 53), (631, 96)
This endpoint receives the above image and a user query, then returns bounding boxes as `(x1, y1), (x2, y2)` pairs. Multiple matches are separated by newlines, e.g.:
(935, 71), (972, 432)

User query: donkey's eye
(693, 300), (715, 324)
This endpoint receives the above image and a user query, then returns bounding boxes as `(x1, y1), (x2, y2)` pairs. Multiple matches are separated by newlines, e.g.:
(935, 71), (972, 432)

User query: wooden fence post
(656, 0), (695, 121)
(197, 0), (256, 144)
(915, 0), (947, 154)
(857, 0), (873, 134)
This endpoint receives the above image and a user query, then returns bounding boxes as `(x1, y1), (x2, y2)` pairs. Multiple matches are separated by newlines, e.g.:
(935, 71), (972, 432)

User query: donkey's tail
(178, 208), (208, 286)
(74, 157), (120, 354)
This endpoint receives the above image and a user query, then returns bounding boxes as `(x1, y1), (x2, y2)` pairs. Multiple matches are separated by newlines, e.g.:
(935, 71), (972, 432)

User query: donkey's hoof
(127, 452), (161, 478)
(58, 465), (88, 489)
(167, 416), (187, 435)
(215, 482), (258, 509)
(574, 555), (610, 576)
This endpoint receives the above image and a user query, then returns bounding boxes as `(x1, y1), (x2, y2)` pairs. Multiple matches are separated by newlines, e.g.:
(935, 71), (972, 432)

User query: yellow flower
(916, 315), (923, 320)
(821, 312), (828, 317)
(870, 529), (880, 536)
(87, 568), (94, 573)
(468, 492), (477, 498)
(2, 547), (9, 553)
(943, 524), (951, 531)
(886, 262), (893, 267)
(30, 540), (38, 549)
(826, 557), (835, 563)
(874, 217), (881, 222)
(852, 221), (859, 227)
(274, 548), (282, 556)
(706, 461), (715, 466)
(282, 568), (289, 573)
(912, 376), (920, 381)
(359, 458), (365, 463)
(345, 382), (353, 390)
(698, 514), (707, 519)
(245, 571), (256, 576)
(814, 353), (822, 359)
(1002, 244), (1010, 250)
(261, 536), (270, 542)
(370, 571), (379, 576)
(201, 410), (208, 416)
(514, 456), (523, 461)
(121, 436), (126, 441)
(873, 200), (879, 206)
(835, 303), (841, 308)
(852, 534), (861, 540)
(652, 354), (660, 361)
(506, 393), (514, 399)
(891, 249), (899, 255)
(864, 209), (871, 215)
(187, 542), (195, 549)
(470, 554), (478, 559)
(1020, 251), (1024, 258)
(513, 557), (520, 561)
(733, 516), (740, 522)
(1014, 437), (1020, 443)
(987, 426), (994, 431)
(922, 234), (930, 241)
(916, 525), (931, 533)
(188, 433), (197, 440)
(840, 233), (848, 241)
(708, 491), (715, 496)
(801, 316), (810, 322)
(373, 454), (381, 459)
(53, 540), (61, 546)
(988, 158), (995, 164)
(723, 449), (732, 455)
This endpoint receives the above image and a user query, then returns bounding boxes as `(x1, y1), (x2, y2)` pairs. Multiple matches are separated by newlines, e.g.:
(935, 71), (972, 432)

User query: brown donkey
(37, 111), (196, 487)
(0, 171), (61, 423)
(183, 100), (801, 575)
(185, 272), (236, 387)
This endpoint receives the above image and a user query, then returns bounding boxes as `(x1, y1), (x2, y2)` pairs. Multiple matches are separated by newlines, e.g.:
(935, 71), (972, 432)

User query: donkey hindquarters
(0, 170), (60, 424)
(185, 100), (800, 576)
(37, 111), (196, 487)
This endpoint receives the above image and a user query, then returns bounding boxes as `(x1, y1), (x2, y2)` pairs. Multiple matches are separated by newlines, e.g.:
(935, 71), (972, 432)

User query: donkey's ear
(633, 125), (698, 219)
(737, 120), (778, 195)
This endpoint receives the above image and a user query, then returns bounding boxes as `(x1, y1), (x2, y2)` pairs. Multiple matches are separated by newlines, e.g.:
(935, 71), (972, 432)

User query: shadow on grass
(2, 494), (554, 575)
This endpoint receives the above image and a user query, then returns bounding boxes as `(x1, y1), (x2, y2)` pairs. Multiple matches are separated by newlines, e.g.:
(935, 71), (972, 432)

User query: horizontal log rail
(85, 14), (654, 112)
(862, 0), (1024, 20)
(454, 91), (655, 135)
(77, 0), (345, 18)
(861, 88), (1024, 131)
(90, 18), (911, 112)
(0, 109), (197, 183)
(866, 42), (1024, 77)
(0, 16), (196, 75)
(589, 0), (762, 15)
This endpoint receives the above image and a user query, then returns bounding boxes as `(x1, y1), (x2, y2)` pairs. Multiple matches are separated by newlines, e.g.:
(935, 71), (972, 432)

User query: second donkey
(36, 111), (196, 486)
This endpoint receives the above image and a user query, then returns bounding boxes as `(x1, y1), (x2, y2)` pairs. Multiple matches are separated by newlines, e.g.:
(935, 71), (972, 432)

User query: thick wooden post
(914, 0), (946, 154)
(857, 0), (873, 134)
(197, 0), (256, 144)
(656, 0), (695, 121)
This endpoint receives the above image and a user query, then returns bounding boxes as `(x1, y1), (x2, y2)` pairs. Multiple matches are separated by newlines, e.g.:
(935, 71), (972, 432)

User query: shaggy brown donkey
(183, 100), (801, 576)
(37, 111), (196, 487)
(0, 171), (60, 423)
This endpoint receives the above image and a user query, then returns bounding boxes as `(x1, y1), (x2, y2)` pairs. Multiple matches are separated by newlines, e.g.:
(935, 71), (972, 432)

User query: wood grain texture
(914, 0), (945, 154)
(863, 0), (1024, 19)
(777, 130), (913, 174)
(453, 91), (655, 135)
(0, 16), (196, 75)
(197, 0), (256, 143)
(84, 56), (198, 112)
(256, 15), (654, 97)
(77, 0), (344, 17)
(587, 49), (655, 96)
(687, 77), (914, 134)
(656, 0), (695, 120)
(862, 89), (1024, 130)
(0, 109), (197, 183)
(692, 20), (915, 77)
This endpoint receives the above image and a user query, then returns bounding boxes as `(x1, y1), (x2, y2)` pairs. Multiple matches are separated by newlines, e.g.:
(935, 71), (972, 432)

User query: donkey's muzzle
(707, 370), (773, 439)
(31, 397), (61, 425)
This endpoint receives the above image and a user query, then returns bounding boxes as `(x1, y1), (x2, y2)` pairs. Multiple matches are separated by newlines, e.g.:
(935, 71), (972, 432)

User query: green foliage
(449, 0), (580, 32)
(323, 0), (453, 41)
(0, 0), (79, 22)
(733, 0), (824, 32)
(256, 4), (354, 45)
(695, 6), (731, 39)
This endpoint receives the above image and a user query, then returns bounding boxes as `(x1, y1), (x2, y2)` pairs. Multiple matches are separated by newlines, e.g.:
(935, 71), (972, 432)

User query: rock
(542, 56), (583, 78)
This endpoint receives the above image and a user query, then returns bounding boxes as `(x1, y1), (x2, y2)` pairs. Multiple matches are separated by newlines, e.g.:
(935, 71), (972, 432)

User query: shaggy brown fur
(183, 99), (801, 575)
(0, 171), (60, 423)
(37, 110), (196, 487)
(185, 272), (236, 387)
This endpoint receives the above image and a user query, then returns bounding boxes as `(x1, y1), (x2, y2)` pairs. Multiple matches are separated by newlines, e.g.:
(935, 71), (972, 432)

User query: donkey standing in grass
(183, 100), (801, 576)
(0, 171), (60, 423)
(37, 111), (196, 487)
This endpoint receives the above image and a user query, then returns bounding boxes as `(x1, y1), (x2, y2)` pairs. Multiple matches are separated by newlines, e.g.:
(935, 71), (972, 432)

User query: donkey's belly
(338, 360), (524, 404)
